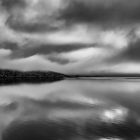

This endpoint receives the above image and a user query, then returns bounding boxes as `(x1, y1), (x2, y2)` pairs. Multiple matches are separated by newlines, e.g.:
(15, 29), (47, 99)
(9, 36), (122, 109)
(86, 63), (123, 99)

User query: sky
(0, 0), (140, 74)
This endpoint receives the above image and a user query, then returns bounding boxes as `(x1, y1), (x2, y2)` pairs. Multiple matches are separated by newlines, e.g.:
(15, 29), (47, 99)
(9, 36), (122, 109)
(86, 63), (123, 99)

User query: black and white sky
(0, 0), (140, 74)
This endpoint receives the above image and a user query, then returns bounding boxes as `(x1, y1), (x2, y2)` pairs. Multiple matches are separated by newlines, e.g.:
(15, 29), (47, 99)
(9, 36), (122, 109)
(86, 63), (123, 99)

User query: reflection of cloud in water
(0, 80), (140, 139)
(101, 107), (128, 123)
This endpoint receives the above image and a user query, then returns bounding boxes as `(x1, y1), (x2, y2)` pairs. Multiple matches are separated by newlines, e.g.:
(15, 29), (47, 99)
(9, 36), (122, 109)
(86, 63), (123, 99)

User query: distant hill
(0, 69), (67, 84)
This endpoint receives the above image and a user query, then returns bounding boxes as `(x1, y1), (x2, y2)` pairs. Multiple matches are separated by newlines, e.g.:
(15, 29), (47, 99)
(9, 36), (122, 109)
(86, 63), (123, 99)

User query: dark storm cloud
(60, 0), (140, 24)
(2, 0), (140, 33)
(5, 0), (140, 33)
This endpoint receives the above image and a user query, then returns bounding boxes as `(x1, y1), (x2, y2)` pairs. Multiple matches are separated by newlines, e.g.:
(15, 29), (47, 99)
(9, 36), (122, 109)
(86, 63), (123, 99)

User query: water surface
(0, 79), (140, 140)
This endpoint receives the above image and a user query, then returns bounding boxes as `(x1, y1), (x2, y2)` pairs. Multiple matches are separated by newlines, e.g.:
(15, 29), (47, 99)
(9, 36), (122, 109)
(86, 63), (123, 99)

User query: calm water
(0, 79), (140, 140)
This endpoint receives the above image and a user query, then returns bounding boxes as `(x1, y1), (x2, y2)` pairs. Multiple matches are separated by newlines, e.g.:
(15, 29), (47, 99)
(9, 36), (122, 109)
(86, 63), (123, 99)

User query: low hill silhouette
(0, 69), (67, 84)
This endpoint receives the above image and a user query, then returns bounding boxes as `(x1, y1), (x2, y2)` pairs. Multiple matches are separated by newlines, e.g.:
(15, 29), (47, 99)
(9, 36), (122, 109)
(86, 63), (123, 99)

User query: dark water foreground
(0, 79), (140, 140)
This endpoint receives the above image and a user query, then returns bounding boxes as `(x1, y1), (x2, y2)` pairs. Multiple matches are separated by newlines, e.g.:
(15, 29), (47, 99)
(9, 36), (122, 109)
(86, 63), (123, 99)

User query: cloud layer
(0, 0), (140, 74)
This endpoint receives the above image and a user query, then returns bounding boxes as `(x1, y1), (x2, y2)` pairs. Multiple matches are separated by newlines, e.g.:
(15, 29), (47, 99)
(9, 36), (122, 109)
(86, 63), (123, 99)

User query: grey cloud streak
(11, 44), (93, 58)
(0, 41), (96, 59)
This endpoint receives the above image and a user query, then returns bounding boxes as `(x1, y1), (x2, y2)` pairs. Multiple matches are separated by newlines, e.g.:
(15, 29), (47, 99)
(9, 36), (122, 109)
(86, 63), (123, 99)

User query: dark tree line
(0, 69), (67, 84)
